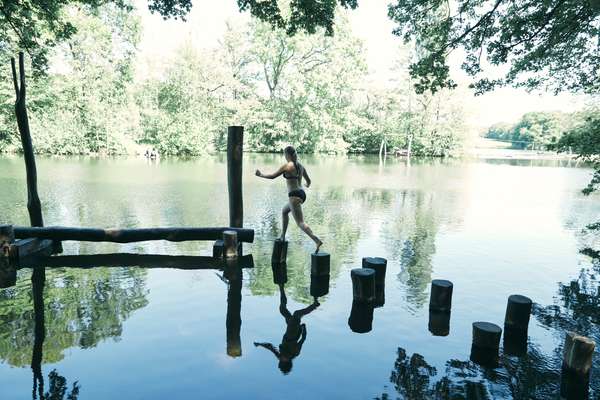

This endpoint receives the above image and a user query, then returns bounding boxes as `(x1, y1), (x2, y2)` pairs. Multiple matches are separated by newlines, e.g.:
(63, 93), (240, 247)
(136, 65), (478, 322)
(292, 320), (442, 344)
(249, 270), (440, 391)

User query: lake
(0, 154), (598, 399)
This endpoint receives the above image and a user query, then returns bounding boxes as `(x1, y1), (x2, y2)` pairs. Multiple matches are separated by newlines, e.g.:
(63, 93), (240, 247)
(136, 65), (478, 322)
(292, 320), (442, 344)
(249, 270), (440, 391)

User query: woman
(255, 146), (323, 253)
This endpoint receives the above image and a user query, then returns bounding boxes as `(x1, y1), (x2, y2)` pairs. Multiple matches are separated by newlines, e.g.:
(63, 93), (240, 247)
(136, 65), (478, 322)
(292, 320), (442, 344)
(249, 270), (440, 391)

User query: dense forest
(0, 2), (467, 157)
(484, 109), (599, 150)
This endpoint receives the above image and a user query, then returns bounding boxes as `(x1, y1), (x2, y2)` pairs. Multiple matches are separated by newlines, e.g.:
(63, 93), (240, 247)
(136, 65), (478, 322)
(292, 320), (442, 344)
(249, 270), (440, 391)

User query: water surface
(0, 155), (598, 399)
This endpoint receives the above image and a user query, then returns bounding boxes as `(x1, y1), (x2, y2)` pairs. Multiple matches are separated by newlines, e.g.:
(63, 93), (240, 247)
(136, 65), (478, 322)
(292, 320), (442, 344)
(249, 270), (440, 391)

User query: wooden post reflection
(226, 261), (242, 358)
(31, 266), (46, 399)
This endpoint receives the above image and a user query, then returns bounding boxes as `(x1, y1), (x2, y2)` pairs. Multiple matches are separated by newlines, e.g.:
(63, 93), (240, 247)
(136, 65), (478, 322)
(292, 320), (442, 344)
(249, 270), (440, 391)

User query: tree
(387, 0), (600, 94)
(237, 0), (358, 36)
(233, 1), (599, 95)
(555, 110), (600, 193)
(0, 0), (191, 75)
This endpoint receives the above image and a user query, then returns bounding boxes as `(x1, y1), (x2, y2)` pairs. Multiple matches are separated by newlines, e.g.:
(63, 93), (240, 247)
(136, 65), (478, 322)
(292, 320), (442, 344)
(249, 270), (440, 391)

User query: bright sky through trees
(136, 0), (588, 129)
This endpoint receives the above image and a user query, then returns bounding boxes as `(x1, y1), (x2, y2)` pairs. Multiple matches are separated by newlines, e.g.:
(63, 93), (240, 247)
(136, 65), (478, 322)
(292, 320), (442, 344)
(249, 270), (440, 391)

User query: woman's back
(283, 162), (303, 191)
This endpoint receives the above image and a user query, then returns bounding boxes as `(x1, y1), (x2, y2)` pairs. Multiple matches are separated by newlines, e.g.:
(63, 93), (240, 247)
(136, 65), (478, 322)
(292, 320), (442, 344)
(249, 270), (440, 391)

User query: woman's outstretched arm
(254, 342), (281, 358)
(256, 163), (288, 179)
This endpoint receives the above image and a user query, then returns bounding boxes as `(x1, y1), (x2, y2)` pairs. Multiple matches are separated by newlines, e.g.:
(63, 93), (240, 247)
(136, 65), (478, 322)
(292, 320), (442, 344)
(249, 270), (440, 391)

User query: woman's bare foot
(314, 239), (323, 253)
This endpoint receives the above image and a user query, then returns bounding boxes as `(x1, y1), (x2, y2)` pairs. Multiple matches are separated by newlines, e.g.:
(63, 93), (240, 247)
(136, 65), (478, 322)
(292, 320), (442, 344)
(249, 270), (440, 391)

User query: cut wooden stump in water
(351, 268), (375, 303)
(363, 257), (387, 308)
(429, 279), (453, 312)
(504, 294), (532, 332)
(223, 230), (238, 258)
(560, 332), (595, 400)
(470, 321), (502, 367)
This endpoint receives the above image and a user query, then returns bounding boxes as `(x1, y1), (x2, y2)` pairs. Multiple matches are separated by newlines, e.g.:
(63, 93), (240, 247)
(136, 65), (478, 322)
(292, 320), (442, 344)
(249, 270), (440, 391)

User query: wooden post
(310, 274), (330, 298)
(503, 326), (528, 357)
(429, 279), (453, 312)
(560, 332), (595, 399)
(363, 257), (386, 307)
(348, 300), (374, 334)
(311, 252), (330, 276)
(351, 268), (375, 303)
(428, 311), (450, 337)
(503, 294), (532, 356)
(223, 230), (238, 258)
(228, 126), (244, 228)
(504, 294), (532, 332)
(0, 225), (15, 257)
(272, 239), (288, 264)
(11, 53), (43, 227)
(470, 321), (502, 367)
(562, 332), (595, 375)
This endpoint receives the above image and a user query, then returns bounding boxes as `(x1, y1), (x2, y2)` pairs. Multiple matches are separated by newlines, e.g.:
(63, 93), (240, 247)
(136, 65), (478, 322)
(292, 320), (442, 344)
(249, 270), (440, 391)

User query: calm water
(0, 154), (599, 399)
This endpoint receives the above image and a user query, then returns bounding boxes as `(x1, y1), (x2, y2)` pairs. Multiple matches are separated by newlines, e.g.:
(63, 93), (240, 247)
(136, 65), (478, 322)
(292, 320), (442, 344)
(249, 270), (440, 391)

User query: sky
(136, 0), (588, 129)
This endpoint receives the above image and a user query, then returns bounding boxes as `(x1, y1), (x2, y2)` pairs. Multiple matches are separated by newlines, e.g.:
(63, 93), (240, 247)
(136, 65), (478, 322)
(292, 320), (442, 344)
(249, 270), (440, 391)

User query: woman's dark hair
(284, 146), (301, 182)
(278, 359), (293, 374)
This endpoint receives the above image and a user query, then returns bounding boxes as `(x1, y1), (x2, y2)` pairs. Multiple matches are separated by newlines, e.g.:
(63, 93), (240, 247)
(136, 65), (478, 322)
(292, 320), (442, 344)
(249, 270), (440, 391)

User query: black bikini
(284, 170), (307, 203)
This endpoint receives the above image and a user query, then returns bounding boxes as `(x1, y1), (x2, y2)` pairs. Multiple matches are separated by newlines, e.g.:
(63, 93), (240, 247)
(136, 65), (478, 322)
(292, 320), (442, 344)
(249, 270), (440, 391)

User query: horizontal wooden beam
(19, 253), (254, 270)
(14, 226), (254, 243)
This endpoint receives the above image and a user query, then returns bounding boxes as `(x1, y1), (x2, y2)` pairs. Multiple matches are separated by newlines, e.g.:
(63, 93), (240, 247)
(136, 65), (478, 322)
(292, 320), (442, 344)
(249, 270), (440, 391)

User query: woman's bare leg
(280, 203), (291, 240)
(289, 198), (323, 253)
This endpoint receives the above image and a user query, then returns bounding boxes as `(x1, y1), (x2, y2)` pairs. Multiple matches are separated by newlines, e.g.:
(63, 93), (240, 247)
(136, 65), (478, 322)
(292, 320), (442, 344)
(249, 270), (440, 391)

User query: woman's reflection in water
(254, 283), (320, 374)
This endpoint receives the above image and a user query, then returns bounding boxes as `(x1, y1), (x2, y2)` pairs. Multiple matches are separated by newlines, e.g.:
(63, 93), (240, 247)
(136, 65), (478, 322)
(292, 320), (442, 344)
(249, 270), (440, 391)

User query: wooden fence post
(228, 126), (244, 229)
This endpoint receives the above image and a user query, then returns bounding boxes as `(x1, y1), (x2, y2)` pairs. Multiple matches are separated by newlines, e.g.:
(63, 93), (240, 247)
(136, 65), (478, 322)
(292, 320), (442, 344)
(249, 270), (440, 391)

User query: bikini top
(283, 171), (300, 180)
(283, 165), (301, 180)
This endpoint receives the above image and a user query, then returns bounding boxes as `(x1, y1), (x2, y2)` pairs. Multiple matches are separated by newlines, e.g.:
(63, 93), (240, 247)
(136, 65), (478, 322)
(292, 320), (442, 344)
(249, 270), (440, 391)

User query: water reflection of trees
(533, 260), (600, 394)
(385, 187), (464, 311)
(377, 345), (562, 399)
(378, 259), (600, 399)
(0, 267), (148, 367)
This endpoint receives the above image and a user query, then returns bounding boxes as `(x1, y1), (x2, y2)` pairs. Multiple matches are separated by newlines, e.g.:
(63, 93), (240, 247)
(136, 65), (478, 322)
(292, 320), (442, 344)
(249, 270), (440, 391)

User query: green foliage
(387, 0), (600, 94)
(0, 267), (148, 367)
(0, 4), (467, 157)
(237, 0), (358, 36)
(0, 0), (190, 75)
(555, 110), (600, 194)
(485, 111), (575, 149)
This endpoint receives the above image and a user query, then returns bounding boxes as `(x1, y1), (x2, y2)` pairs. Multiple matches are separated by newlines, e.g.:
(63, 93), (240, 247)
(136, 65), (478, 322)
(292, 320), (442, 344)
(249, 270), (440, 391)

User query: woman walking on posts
(255, 146), (323, 253)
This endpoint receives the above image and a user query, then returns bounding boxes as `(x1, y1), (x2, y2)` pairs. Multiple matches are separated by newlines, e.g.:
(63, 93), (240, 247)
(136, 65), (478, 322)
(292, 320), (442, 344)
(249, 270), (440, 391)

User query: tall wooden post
(11, 53), (43, 227)
(227, 126), (244, 228)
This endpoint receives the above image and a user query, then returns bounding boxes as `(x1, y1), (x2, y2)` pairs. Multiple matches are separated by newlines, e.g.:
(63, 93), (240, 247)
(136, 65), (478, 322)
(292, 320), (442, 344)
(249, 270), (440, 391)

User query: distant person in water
(254, 284), (320, 374)
(255, 146), (323, 253)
